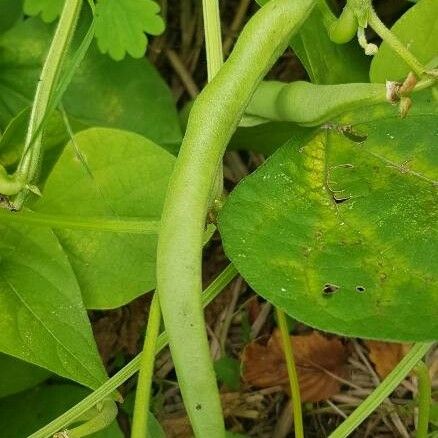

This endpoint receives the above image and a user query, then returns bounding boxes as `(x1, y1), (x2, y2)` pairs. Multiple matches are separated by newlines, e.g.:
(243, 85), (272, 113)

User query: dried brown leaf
(365, 341), (411, 379)
(242, 330), (349, 402)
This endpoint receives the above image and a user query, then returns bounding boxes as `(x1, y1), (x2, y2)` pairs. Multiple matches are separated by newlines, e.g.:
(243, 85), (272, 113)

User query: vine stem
(156, 1), (315, 436)
(414, 360), (431, 438)
(367, 3), (425, 77)
(329, 343), (432, 438)
(131, 293), (162, 438)
(28, 264), (238, 438)
(202, 0), (224, 80)
(14, 0), (82, 209)
(202, 0), (224, 204)
(275, 308), (304, 438)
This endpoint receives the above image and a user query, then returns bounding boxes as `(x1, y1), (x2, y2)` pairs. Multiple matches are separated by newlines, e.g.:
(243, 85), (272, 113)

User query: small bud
(399, 72), (417, 96)
(399, 96), (412, 118)
(386, 81), (401, 104)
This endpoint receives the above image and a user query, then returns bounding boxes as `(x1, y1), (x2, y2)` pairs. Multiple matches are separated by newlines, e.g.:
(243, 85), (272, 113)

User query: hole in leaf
(356, 285), (366, 293)
(322, 283), (340, 295)
(195, 404), (202, 410)
(334, 196), (350, 204)
(340, 126), (368, 143)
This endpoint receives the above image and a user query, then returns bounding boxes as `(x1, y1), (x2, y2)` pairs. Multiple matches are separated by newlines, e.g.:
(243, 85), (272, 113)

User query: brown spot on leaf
(242, 330), (349, 402)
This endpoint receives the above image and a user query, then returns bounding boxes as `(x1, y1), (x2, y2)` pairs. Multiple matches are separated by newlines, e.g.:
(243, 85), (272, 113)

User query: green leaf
(370, 0), (438, 82)
(95, 0), (165, 61)
(0, 383), (123, 437)
(0, 0), (23, 34)
(0, 353), (50, 398)
(0, 16), (181, 150)
(214, 356), (241, 391)
(23, 0), (64, 23)
(290, 7), (369, 84)
(229, 122), (312, 155)
(0, 222), (107, 387)
(218, 103), (438, 342)
(35, 127), (175, 309)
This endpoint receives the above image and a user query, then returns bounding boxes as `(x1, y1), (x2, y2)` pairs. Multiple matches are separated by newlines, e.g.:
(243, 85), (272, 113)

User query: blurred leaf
(214, 356), (241, 391)
(0, 16), (181, 150)
(0, 384), (122, 437)
(0, 353), (50, 398)
(0, 0), (23, 33)
(219, 102), (438, 341)
(35, 127), (175, 309)
(370, 0), (438, 82)
(95, 0), (165, 61)
(229, 122), (312, 155)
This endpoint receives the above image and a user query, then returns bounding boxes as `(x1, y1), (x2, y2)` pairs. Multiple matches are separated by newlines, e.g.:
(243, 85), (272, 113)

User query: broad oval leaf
(219, 105), (437, 342)
(35, 127), (175, 309)
(0, 223), (107, 388)
(370, 0), (438, 82)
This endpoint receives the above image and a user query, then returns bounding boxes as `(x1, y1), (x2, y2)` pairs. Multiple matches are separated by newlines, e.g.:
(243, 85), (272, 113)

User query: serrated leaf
(370, 0), (438, 82)
(219, 103), (438, 342)
(23, 0), (64, 23)
(95, 0), (165, 61)
(0, 222), (107, 388)
(35, 127), (175, 309)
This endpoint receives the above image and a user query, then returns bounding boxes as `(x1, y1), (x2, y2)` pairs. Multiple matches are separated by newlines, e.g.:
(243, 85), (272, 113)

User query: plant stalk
(367, 4), (425, 77)
(275, 308), (304, 438)
(14, 0), (82, 209)
(132, 293), (162, 438)
(329, 343), (432, 438)
(414, 360), (431, 438)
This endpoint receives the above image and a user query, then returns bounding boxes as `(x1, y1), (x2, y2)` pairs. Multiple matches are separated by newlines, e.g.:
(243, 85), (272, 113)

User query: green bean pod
(156, 0), (315, 436)
(246, 80), (385, 126)
(329, 5), (358, 44)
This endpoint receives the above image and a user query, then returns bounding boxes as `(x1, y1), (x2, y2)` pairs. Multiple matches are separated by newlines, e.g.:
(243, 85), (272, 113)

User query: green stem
(14, 0), (82, 209)
(275, 308), (304, 438)
(202, 0), (224, 81)
(156, 1), (315, 435)
(414, 361), (431, 438)
(367, 4), (425, 77)
(329, 343), (432, 438)
(0, 208), (160, 234)
(55, 399), (118, 438)
(28, 264), (238, 438)
(132, 293), (162, 438)
(202, 0), (224, 206)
